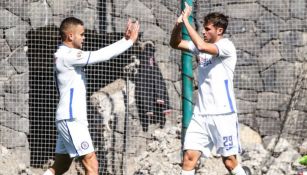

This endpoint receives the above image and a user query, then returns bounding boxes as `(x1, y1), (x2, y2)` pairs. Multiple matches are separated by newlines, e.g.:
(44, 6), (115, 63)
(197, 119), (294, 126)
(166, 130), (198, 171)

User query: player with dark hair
(43, 17), (139, 175)
(170, 3), (251, 175)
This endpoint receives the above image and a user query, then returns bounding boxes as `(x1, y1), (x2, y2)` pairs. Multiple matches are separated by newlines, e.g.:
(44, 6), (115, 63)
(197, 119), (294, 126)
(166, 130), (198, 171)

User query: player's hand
(124, 19), (140, 43)
(131, 21), (140, 43)
(124, 19), (133, 40)
(182, 2), (192, 22)
(177, 14), (183, 24)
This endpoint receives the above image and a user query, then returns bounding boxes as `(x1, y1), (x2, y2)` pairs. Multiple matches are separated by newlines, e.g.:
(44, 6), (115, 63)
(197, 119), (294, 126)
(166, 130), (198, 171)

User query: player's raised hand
(182, 2), (192, 21)
(129, 21), (140, 43)
(124, 19), (140, 43)
(124, 19), (133, 40)
(177, 14), (183, 24)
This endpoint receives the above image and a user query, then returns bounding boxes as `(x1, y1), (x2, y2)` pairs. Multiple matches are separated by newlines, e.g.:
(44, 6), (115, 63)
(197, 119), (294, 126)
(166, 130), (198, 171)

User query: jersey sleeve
(214, 39), (234, 58)
(188, 41), (200, 55)
(65, 38), (133, 66)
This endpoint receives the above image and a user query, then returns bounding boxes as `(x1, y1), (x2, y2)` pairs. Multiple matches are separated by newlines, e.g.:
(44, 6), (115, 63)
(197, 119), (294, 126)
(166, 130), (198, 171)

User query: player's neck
(212, 36), (223, 43)
(62, 41), (74, 48)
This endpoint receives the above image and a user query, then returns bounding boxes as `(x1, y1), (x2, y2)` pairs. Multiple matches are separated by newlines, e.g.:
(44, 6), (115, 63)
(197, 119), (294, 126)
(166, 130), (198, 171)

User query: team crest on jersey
(81, 141), (89, 150)
(76, 51), (83, 60)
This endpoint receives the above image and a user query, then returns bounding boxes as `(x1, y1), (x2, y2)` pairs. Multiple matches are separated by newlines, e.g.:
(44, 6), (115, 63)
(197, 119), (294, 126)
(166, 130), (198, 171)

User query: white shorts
(183, 113), (241, 158)
(55, 119), (95, 158)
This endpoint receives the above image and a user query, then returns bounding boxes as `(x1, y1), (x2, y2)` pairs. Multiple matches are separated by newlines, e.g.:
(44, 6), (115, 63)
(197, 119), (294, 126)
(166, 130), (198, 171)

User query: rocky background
(0, 0), (306, 175)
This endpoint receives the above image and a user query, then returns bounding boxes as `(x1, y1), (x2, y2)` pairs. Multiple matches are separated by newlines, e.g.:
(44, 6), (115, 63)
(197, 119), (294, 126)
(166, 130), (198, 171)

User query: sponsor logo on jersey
(198, 55), (212, 67)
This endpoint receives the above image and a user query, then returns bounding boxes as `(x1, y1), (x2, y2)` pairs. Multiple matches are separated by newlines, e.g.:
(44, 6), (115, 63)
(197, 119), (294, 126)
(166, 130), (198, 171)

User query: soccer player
(170, 3), (251, 175)
(43, 17), (139, 175)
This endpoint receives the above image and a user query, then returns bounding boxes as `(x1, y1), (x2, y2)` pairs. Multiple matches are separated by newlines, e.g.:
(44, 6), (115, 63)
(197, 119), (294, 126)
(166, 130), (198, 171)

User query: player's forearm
(170, 23), (182, 48)
(182, 18), (206, 52)
(86, 38), (133, 65)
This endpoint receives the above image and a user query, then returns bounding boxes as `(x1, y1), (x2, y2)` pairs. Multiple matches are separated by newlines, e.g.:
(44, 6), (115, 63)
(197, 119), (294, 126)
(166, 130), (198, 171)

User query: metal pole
(123, 75), (129, 175)
(123, 57), (139, 174)
(181, 0), (194, 145)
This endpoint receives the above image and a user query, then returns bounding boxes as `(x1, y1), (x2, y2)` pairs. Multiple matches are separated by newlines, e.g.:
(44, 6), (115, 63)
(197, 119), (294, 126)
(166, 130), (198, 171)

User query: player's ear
(67, 32), (74, 41)
(217, 27), (224, 35)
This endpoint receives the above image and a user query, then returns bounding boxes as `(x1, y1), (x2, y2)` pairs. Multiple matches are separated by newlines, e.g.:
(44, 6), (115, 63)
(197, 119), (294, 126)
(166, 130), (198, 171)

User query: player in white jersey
(170, 3), (251, 175)
(43, 17), (139, 175)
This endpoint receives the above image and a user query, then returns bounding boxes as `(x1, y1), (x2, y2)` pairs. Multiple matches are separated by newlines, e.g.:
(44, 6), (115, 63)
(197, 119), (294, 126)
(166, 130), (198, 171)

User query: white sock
(181, 169), (195, 175)
(231, 165), (246, 175)
(43, 169), (54, 175)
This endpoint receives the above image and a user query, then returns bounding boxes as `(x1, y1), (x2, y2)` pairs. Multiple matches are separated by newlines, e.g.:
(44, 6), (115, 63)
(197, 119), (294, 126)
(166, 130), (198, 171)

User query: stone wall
(0, 0), (31, 168)
(0, 0), (306, 175)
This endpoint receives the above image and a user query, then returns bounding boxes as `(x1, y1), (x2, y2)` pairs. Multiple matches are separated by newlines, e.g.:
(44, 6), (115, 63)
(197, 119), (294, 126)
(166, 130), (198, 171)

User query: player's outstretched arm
(85, 19), (140, 64)
(67, 19), (140, 66)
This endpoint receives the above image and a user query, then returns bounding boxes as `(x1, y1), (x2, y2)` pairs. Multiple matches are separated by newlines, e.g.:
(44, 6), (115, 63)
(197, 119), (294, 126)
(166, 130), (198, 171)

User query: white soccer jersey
(188, 38), (237, 115)
(54, 38), (133, 121)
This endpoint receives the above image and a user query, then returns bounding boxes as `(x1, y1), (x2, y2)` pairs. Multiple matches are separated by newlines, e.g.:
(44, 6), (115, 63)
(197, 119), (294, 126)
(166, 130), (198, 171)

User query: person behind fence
(170, 3), (251, 175)
(135, 41), (172, 131)
(43, 17), (139, 175)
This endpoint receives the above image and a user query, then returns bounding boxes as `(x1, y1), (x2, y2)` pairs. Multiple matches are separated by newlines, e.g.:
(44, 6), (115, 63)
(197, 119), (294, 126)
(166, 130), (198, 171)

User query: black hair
(204, 12), (228, 34)
(59, 17), (84, 41)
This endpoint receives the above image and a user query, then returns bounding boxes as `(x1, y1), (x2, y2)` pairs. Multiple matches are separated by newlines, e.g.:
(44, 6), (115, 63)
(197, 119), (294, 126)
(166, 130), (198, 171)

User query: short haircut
(204, 12), (228, 34)
(59, 17), (84, 41)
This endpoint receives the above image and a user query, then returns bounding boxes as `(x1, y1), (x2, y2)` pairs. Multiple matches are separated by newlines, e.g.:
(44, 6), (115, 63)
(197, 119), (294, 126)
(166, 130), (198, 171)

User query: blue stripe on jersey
(54, 69), (59, 94)
(85, 51), (91, 66)
(224, 80), (234, 113)
(69, 88), (74, 120)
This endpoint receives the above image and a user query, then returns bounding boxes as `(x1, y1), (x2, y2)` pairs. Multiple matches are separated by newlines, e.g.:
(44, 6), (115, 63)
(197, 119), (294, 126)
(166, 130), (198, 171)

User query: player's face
(71, 24), (85, 49)
(202, 22), (222, 43)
